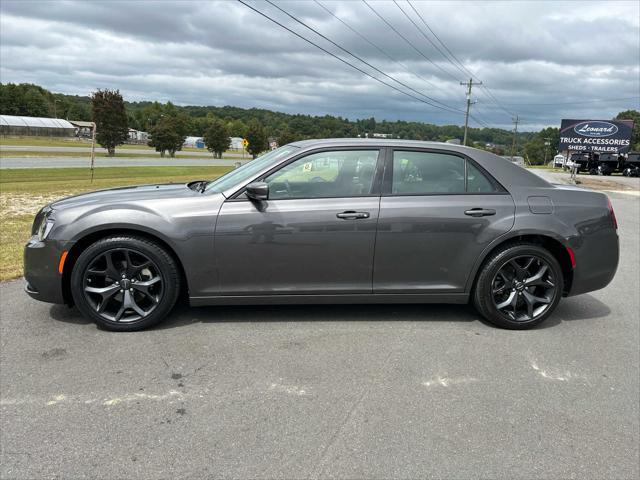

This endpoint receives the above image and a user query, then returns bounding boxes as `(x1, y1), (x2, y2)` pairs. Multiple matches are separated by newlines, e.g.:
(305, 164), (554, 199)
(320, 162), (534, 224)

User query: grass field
(0, 166), (231, 281)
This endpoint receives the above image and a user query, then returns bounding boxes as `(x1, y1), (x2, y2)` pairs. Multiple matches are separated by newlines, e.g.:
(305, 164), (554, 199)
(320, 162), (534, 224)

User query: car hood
(50, 183), (200, 210)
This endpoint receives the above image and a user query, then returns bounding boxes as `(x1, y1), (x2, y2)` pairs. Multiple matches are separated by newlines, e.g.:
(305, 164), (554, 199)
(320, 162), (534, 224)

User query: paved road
(531, 168), (640, 190)
(0, 156), (248, 169)
(0, 145), (245, 158)
(1, 193), (638, 479)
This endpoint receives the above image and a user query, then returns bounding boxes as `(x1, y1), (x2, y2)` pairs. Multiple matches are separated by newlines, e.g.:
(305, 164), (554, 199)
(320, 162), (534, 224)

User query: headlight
(36, 211), (55, 241)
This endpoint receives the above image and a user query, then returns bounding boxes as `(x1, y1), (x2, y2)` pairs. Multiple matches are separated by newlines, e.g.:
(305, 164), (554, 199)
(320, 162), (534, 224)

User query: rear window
(391, 151), (500, 195)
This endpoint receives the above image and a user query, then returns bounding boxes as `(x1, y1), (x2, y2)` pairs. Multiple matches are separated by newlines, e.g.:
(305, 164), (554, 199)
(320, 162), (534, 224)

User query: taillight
(607, 198), (618, 230)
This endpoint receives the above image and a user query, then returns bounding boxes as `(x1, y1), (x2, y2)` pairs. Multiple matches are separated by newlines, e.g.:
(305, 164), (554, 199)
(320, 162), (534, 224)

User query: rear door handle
(337, 211), (370, 220)
(464, 208), (496, 217)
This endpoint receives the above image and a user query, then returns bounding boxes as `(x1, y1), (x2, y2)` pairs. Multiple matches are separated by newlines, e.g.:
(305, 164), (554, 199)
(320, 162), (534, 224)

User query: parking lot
(1, 191), (638, 479)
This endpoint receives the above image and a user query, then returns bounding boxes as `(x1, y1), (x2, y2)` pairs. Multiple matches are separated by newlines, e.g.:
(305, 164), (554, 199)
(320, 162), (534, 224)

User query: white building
(229, 137), (244, 150)
(128, 129), (149, 143)
(183, 136), (205, 148)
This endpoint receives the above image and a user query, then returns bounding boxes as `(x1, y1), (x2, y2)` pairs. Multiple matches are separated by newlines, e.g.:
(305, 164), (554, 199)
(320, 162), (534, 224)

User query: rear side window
(466, 161), (498, 193)
(392, 150), (499, 195)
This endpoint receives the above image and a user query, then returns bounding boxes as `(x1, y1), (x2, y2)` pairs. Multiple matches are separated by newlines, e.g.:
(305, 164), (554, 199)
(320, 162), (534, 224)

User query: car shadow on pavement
(158, 303), (480, 329)
(536, 294), (611, 329)
(48, 294), (610, 330)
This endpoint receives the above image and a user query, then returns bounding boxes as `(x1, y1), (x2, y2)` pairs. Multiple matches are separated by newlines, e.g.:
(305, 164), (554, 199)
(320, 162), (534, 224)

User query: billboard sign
(559, 119), (634, 154)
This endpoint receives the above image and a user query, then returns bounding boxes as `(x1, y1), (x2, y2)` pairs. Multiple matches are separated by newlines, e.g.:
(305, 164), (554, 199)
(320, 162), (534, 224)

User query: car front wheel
(70, 235), (180, 331)
(473, 243), (563, 329)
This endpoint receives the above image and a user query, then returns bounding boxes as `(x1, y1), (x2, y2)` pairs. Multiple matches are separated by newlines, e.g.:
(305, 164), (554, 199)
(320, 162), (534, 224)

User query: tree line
(1, 83), (637, 162)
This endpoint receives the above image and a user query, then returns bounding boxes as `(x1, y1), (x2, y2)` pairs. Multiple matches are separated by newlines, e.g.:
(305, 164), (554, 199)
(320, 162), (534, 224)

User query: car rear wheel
(71, 235), (180, 331)
(473, 243), (563, 329)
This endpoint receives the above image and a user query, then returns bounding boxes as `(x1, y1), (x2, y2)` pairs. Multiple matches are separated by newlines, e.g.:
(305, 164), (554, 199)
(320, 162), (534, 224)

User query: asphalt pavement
(1, 192), (638, 479)
(0, 145), (245, 157)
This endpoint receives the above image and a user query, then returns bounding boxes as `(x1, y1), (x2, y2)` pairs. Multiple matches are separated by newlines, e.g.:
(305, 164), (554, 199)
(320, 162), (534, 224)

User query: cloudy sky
(1, 0), (638, 130)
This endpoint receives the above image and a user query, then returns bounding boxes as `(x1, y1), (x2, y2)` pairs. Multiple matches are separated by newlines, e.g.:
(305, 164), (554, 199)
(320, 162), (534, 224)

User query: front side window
(205, 146), (299, 193)
(264, 150), (379, 199)
(392, 150), (499, 194)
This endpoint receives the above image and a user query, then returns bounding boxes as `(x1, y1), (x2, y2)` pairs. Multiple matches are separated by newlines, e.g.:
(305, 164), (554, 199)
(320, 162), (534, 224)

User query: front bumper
(23, 236), (69, 304)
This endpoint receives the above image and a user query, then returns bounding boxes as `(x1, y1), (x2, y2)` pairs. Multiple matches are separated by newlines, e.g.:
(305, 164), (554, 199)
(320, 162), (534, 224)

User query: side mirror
(245, 182), (269, 201)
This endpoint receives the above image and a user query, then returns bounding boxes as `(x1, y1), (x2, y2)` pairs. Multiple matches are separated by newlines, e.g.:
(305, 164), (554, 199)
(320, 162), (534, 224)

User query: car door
(213, 148), (383, 295)
(373, 148), (515, 293)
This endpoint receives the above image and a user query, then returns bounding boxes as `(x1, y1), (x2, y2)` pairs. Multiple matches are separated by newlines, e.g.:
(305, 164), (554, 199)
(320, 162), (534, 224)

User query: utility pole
(543, 137), (551, 166)
(460, 78), (482, 146)
(510, 115), (520, 161)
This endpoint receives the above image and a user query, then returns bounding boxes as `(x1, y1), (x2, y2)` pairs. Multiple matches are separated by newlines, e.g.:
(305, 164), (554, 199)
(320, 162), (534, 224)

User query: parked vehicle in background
(623, 152), (640, 177)
(553, 154), (565, 168)
(597, 153), (623, 176)
(24, 139), (619, 331)
(570, 151), (597, 174)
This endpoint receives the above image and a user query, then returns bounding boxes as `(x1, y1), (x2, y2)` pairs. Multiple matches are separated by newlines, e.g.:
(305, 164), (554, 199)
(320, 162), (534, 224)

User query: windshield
(205, 145), (299, 194)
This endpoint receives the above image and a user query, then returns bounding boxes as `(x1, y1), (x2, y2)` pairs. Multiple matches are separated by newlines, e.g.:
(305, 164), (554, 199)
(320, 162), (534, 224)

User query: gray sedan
(24, 139), (619, 331)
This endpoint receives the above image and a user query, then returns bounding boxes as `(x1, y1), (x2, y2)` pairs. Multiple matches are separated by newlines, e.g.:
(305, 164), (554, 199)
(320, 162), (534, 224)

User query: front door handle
(337, 211), (370, 220)
(464, 208), (496, 217)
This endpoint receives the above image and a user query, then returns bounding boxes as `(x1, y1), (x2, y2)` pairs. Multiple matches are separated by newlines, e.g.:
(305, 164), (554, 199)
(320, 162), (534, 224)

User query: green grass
(1, 136), (95, 148)
(0, 166), (232, 280)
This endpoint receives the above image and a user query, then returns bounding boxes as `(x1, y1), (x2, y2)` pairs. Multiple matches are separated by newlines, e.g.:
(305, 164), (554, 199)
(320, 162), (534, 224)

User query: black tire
(71, 235), (180, 331)
(473, 242), (563, 329)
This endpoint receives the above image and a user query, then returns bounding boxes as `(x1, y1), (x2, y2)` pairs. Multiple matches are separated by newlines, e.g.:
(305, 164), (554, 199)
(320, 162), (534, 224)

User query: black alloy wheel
(71, 236), (180, 331)
(473, 243), (563, 329)
(491, 255), (556, 322)
(83, 248), (163, 323)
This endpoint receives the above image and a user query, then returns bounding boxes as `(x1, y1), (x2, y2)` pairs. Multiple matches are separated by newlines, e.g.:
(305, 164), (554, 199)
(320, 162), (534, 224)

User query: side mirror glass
(245, 181), (269, 201)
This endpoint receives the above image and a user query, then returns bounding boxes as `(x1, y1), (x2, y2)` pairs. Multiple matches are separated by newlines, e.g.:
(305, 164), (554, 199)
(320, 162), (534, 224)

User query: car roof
(290, 137), (474, 153)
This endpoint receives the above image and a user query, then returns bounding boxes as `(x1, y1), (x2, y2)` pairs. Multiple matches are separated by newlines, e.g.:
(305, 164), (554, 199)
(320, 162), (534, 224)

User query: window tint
(466, 161), (499, 193)
(391, 150), (499, 195)
(392, 151), (465, 194)
(264, 150), (379, 199)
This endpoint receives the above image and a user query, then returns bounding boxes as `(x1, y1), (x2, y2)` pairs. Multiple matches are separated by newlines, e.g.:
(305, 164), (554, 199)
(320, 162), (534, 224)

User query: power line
(406, 0), (476, 80)
(361, 0), (462, 85)
(313, 0), (439, 92)
(392, 0), (463, 82)
(404, 0), (515, 118)
(265, 0), (464, 114)
(236, 0), (465, 116)
(315, 0), (496, 130)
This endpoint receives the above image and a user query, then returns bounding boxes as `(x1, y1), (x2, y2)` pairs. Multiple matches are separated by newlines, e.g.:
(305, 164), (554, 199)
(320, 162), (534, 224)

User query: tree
(23, 89), (49, 117)
(278, 128), (297, 146)
(226, 119), (247, 138)
(245, 119), (268, 158)
(91, 89), (128, 156)
(148, 116), (186, 157)
(203, 119), (230, 158)
(615, 110), (640, 151)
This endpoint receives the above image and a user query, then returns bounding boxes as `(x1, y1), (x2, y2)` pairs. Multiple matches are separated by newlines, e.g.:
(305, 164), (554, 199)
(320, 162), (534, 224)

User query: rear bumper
(567, 230), (619, 297)
(23, 236), (68, 304)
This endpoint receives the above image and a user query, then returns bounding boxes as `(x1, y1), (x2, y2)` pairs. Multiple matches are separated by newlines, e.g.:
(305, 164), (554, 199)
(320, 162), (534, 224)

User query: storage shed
(0, 115), (76, 137)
